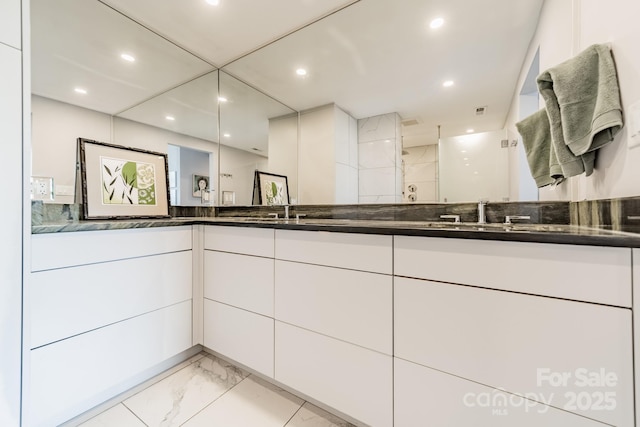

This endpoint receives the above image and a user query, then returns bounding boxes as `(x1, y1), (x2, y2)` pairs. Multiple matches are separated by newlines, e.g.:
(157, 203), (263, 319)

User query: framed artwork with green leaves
(78, 138), (170, 219)
(252, 170), (289, 206)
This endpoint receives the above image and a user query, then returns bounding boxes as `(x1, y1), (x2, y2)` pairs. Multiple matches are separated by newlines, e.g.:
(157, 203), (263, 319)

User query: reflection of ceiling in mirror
(219, 72), (296, 155)
(30, 0), (212, 115)
(222, 0), (544, 147)
(118, 71), (220, 142)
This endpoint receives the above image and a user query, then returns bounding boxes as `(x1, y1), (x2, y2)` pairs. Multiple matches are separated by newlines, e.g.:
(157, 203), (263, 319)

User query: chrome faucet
(283, 204), (290, 220)
(440, 214), (461, 223)
(477, 200), (487, 224)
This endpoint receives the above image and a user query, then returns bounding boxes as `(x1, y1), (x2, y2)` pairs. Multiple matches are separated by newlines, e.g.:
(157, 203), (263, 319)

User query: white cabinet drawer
(395, 358), (606, 427)
(275, 322), (392, 427)
(275, 229), (392, 274)
(275, 260), (392, 354)
(0, 0), (20, 49)
(31, 226), (193, 271)
(203, 299), (274, 377)
(394, 236), (631, 306)
(204, 251), (274, 317)
(394, 277), (633, 427)
(31, 251), (192, 348)
(30, 301), (192, 427)
(204, 225), (274, 257)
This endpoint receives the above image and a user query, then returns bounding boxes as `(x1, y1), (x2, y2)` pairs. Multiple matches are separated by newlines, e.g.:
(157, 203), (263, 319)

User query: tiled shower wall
(402, 145), (439, 203)
(358, 113), (403, 203)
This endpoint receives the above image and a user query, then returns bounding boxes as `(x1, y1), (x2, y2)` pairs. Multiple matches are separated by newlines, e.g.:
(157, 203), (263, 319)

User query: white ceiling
(31, 0), (544, 151)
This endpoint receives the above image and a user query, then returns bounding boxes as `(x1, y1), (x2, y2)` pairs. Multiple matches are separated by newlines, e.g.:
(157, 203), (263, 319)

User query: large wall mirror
(31, 0), (552, 208)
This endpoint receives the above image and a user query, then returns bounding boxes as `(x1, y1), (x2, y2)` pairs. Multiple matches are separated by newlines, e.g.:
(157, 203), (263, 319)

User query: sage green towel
(516, 109), (555, 187)
(537, 44), (623, 156)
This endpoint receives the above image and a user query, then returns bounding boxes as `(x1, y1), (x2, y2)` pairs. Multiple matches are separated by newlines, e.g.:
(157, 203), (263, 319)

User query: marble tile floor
(73, 352), (356, 427)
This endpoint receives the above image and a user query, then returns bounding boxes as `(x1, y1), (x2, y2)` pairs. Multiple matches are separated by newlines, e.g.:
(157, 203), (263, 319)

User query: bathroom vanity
(29, 217), (640, 426)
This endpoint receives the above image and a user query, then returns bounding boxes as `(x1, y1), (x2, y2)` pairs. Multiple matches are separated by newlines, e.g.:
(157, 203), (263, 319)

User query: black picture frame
(252, 170), (290, 205)
(78, 138), (171, 219)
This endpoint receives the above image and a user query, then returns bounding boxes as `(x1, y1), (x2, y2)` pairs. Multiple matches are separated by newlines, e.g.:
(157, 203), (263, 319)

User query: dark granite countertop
(31, 216), (640, 248)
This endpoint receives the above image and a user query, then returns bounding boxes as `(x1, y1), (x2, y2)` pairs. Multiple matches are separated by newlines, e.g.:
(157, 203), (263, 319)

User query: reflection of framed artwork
(252, 170), (289, 205)
(78, 138), (170, 219)
(192, 174), (210, 198)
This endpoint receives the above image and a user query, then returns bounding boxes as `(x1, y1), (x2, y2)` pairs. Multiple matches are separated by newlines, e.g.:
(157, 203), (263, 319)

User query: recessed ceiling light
(165, 116), (175, 121)
(465, 163), (470, 166)
(120, 53), (135, 62)
(443, 80), (454, 87)
(74, 88), (87, 94)
(466, 129), (474, 133)
(223, 133), (231, 138)
(430, 17), (444, 29)
(218, 96), (228, 103)
(461, 150), (467, 153)
(205, 0), (220, 5)
(296, 68), (307, 76)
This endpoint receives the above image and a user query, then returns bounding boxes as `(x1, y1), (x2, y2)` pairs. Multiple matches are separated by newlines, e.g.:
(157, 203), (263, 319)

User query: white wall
(299, 105), (336, 204)
(506, 0), (640, 201)
(219, 145), (267, 206)
(439, 130), (510, 203)
(31, 96), (265, 206)
(1, 1), (24, 425)
(268, 114), (298, 203)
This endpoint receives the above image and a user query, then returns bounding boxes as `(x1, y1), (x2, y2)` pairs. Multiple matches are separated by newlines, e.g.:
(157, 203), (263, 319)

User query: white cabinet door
(395, 277), (633, 426)
(275, 260), (392, 354)
(395, 358), (608, 427)
(31, 251), (192, 348)
(275, 322), (392, 427)
(0, 0), (20, 49)
(203, 300), (274, 377)
(0, 42), (22, 427)
(30, 301), (192, 427)
(204, 250), (274, 317)
(394, 236), (631, 306)
(275, 229), (392, 274)
(204, 225), (274, 257)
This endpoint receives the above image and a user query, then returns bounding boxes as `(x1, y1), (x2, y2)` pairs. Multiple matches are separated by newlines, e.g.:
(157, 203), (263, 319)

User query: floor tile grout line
(282, 401), (306, 427)
(122, 403), (149, 427)
(176, 371), (252, 426)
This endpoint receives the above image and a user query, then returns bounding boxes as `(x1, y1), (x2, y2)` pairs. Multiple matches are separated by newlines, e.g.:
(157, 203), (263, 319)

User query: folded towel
(516, 109), (555, 188)
(537, 44), (623, 156)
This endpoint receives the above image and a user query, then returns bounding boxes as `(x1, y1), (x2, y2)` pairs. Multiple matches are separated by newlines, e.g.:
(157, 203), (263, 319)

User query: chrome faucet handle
(267, 213), (279, 219)
(440, 214), (461, 223)
(295, 214), (307, 221)
(504, 215), (531, 224)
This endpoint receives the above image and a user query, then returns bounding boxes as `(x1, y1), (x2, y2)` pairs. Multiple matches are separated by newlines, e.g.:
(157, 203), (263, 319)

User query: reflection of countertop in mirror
(31, 216), (640, 248)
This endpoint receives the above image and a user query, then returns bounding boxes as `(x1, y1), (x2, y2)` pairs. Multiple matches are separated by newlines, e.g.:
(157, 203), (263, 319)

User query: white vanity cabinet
(202, 226), (275, 377)
(29, 226), (194, 427)
(274, 230), (393, 427)
(394, 236), (634, 427)
(0, 0), (21, 49)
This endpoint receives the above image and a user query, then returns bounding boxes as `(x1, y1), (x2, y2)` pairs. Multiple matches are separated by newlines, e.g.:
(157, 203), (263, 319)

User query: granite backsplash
(32, 197), (640, 233)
